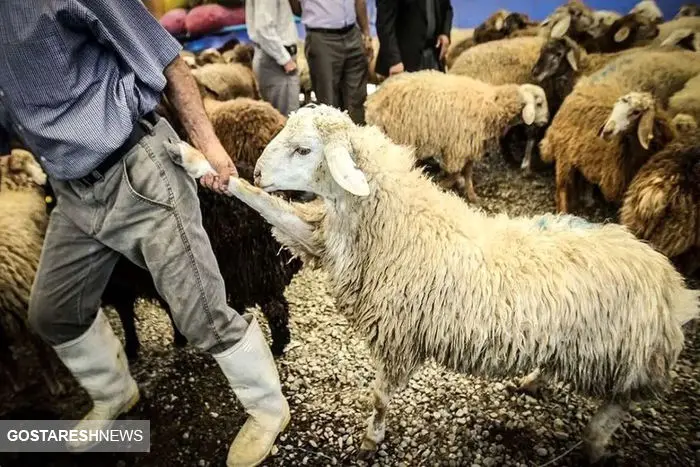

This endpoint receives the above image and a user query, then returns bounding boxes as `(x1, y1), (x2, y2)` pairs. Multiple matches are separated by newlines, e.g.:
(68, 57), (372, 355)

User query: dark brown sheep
(620, 133), (700, 275)
(582, 13), (659, 53)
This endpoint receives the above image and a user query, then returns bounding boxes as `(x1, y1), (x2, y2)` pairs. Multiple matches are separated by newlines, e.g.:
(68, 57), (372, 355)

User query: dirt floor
(1, 152), (698, 467)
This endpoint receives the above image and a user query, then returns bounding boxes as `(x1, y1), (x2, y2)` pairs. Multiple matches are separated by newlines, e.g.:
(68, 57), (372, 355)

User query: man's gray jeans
(28, 117), (248, 354)
(252, 46), (300, 117)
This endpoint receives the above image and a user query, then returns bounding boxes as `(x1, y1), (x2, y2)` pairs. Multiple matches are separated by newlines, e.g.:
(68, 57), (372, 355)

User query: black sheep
(44, 164), (302, 361)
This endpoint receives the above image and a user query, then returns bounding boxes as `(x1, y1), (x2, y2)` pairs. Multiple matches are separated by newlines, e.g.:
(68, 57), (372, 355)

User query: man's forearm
(355, 0), (370, 35)
(163, 57), (224, 154)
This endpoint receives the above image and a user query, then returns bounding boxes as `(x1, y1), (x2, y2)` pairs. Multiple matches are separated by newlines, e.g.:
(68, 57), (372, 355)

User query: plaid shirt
(0, 0), (181, 180)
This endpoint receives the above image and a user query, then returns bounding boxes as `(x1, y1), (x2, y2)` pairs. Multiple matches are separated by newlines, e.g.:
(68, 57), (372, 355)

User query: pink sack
(185, 5), (245, 36)
(159, 8), (188, 36)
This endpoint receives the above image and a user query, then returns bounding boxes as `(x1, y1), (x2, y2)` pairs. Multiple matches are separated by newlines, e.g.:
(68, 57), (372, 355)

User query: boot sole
(66, 384), (141, 453)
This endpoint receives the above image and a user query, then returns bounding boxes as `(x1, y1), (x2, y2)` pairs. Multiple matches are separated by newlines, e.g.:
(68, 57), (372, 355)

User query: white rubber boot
(214, 315), (290, 467)
(53, 309), (140, 452)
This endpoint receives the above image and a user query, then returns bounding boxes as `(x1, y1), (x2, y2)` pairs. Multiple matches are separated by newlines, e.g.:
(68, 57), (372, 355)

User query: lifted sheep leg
(583, 401), (628, 463)
(460, 160), (479, 203)
(358, 364), (418, 459)
(226, 178), (319, 256)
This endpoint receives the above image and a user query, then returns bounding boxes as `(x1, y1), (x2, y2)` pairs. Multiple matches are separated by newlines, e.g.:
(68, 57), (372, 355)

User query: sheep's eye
(296, 147), (311, 156)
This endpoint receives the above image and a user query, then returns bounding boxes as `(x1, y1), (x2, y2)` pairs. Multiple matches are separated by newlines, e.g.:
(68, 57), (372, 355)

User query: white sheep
(365, 70), (548, 201)
(165, 105), (699, 464)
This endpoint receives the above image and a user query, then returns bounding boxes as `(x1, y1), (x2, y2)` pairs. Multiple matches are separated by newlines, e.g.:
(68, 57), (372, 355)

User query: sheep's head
(593, 10), (622, 30)
(545, 0), (596, 39)
(676, 4), (700, 18)
(532, 37), (582, 82)
(607, 14), (659, 47)
(600, 92), (657, 149)
(253, 104), (370, 198)
(0, 148), (47, 190)
(180, 51), (197, 69)
(629, 0), (664, 24)
(671, 113), (698, 134)
(224, 43), (255, 68)
(196, 48), (224, 66)
(517, 84), (549, 126)
(487, 9), (510, 32)
(504, 12), (533, 32)
(661, 29), (700, 51)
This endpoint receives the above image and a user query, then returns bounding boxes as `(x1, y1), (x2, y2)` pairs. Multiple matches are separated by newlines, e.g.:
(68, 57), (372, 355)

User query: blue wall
(366, 1), (686, 30)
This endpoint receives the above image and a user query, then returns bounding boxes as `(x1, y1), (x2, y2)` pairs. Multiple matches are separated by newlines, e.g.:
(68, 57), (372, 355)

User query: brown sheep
(620, 132), (700, 275)
(203, 98), (286, 170)
(541, 86), (676, 213)
(223, 42), (254, 68)
(196, 47), (225, 66)
(190, 62), (260, 101)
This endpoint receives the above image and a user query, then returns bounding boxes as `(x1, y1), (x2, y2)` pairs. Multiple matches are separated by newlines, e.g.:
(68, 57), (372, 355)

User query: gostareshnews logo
(0, 420), (150, 452)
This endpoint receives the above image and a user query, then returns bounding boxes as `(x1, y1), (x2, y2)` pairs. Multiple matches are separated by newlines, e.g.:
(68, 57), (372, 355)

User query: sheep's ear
(566, 49), (578, 71)
(521, 93), (536, 125)
(495, 17), (505, 31)
(637, 108), (655, 150)
(550, 15), (571, 38)
(614, 26), (630, 43)
(324, 144), (370, 197)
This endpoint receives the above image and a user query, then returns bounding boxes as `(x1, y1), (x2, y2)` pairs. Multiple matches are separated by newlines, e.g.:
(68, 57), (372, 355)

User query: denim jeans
(28, 116), (248, 354)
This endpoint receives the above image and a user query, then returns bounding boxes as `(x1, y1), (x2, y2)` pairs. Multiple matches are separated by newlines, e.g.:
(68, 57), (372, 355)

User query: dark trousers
(305, 26), (368, 124)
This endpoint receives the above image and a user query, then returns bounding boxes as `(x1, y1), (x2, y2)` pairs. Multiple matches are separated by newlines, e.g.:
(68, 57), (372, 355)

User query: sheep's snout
(599, 119), (619, 140)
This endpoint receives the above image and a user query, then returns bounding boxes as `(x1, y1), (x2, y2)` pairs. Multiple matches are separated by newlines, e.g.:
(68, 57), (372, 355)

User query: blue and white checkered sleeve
(68, 0), (183, 93)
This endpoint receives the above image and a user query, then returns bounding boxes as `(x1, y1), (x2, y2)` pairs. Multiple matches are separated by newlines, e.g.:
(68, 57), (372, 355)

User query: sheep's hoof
(270, 342), (286, 357)
(583, 443), (617, 466)
(357, 441), (378, 461)
(173, 333), (188, 348)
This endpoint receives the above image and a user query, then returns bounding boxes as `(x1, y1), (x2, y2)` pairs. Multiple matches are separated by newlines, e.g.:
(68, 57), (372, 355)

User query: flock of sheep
(1, 0), (699, 463)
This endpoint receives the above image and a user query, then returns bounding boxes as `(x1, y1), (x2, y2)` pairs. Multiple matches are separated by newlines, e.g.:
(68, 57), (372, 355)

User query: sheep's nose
(253, 167), (261, 186)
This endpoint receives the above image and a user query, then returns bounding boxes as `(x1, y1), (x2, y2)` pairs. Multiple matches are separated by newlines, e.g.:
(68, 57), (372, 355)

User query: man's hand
(436, 34), (450, 61)
(389, 62), (404, 76)
(362, 34), (374, 60)
(283, 59), (297, 74)
(200, 144), (238, 194)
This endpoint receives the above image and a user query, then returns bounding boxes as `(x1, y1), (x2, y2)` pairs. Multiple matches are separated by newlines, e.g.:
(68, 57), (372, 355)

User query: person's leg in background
(253, 46), (300, 117)
(306, 30), (344, 108)
(341, 27), (369, 124)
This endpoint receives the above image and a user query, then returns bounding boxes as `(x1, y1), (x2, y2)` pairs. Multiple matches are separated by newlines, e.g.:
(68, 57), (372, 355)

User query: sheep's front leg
(358, 364), (418, 459)
(460, 160), (479, 203)
(226, 178), (319, 255)
(521, 138), (535, 173)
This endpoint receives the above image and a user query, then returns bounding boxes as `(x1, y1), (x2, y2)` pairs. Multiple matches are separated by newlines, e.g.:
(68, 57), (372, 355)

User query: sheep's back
(448, 36), (546, 85)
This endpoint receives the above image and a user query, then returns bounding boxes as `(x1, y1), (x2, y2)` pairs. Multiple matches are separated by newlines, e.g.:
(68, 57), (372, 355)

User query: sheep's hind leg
(358, 364), (418, 459)
(514, 368), (547, 396)
(582, 401), (628, 463)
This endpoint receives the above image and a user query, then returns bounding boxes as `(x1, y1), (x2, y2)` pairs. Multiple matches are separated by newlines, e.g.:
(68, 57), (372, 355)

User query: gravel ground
(1, 152), (698, 467)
